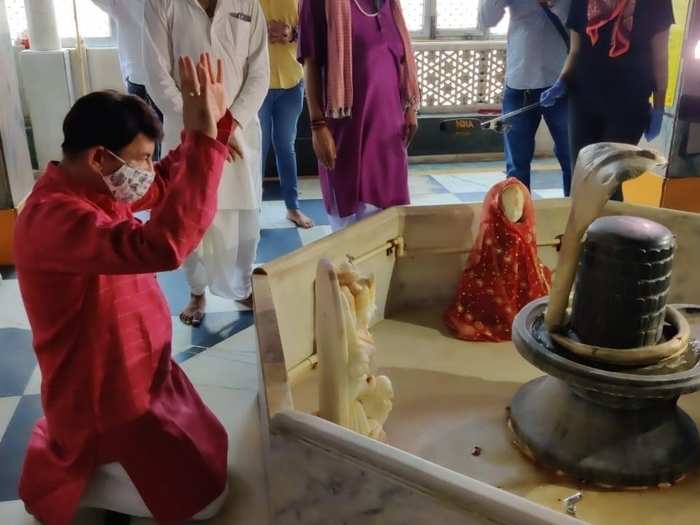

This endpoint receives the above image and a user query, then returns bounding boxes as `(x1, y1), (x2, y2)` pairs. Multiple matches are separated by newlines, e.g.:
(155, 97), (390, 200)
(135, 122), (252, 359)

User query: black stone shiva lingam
(509, 143), (700, 488)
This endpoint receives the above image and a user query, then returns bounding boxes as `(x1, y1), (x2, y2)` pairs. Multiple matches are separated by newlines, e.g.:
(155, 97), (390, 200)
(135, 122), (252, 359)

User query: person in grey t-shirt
(480, 0), (572, 195)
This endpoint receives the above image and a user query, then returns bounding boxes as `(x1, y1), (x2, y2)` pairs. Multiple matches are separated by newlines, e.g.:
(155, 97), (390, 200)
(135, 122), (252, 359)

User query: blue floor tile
(0, 395), (42, 501)
(0, 329), (37, 397)
(188, 311), (254, 348)
(297, 199), (330, 226)
(157, 269), (191, 316)
(0, 266), (16, 280)
(173, 346), (208, 364)
(256, 228), (302, 264)
(456, 192), (487, 203)
(425, 176), (450, 194)
(263, 180), (283, 201)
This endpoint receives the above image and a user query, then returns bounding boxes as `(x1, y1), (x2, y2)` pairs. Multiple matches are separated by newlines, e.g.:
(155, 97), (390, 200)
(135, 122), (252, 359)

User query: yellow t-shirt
(259, 0), (304, 89)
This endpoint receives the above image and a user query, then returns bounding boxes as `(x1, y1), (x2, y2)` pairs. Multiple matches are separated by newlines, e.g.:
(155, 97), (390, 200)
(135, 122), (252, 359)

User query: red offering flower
(444, 178), (552, 342)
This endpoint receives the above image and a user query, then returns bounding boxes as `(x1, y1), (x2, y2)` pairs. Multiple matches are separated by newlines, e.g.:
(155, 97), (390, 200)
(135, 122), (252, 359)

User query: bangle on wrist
(311, 117), (327, 130)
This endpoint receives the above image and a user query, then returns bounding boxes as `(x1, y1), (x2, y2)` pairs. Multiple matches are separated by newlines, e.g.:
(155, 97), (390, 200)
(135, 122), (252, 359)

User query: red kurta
(444, 178), (552, 342)
(14, 115), (234, 525)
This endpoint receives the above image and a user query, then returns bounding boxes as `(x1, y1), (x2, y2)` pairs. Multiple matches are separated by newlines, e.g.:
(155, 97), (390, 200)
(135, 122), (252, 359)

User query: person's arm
(558, 30), (581, 85)
(478, 0), (507, 29)
(18, 130), (228, 275)
(131, 114), (234, 212)
(17, 55), (231, 275)
(540, 30), (580, 106)
(651, 29), (670, 110)
(229, 2), (270, 128)
(304, 60), (324, 123)
(143, 0), (183, 119)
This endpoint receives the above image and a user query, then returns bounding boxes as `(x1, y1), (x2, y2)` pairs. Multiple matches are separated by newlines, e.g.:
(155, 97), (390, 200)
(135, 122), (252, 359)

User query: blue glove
(645, 107), (664, 142)
(540, 80), (567, 108)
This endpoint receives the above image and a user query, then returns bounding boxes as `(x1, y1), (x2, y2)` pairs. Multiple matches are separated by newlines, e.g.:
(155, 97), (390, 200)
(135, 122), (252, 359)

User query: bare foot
(180, 294), (206, 326)
(287, 209), (314, 229)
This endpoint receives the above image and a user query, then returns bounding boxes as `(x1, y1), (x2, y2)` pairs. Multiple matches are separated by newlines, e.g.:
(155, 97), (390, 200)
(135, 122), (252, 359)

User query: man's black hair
(61, 90), (163, 156)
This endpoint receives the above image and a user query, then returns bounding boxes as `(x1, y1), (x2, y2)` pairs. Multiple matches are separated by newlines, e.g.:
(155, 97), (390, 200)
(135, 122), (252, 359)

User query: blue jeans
(259, 81), (305, 210)
(503, 86), (572, 196)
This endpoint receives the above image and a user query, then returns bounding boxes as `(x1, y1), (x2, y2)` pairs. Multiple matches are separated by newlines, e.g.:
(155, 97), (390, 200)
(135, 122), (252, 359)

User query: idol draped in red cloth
(14, 57), (231, 525)
(444, 178), (552, 342)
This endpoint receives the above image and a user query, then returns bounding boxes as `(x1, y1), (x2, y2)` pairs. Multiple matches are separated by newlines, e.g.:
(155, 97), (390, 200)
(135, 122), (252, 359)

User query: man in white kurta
(144, 0), (269, 324)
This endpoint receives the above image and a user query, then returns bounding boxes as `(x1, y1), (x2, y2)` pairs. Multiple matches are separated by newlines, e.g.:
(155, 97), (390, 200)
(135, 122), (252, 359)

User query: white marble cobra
(315, 259), (394, 442)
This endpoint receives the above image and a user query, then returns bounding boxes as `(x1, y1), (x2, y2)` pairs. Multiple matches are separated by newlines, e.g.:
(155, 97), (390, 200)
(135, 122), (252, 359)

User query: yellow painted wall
(668, 0), (691, 107)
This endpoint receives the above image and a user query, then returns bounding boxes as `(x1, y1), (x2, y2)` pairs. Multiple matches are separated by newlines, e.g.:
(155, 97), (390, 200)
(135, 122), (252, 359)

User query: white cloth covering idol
(144, 0), (269, 300)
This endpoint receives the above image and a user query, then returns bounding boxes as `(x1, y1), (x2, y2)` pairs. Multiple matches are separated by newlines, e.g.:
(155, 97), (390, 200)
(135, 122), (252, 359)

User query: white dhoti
(184, 209), (260, 300)
(143, 0), (270, 303)
(170, 121), (263, 301)
(81, 462), (228, 520)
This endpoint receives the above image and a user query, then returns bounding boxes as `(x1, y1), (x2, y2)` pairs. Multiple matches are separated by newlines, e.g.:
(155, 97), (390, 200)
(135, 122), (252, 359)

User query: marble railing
(268, 411), (586, 525)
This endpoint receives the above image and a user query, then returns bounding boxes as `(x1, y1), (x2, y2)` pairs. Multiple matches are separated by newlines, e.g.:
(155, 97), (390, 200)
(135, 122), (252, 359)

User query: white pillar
(0, 0), (34, 207)
(25, 0), (61, 51)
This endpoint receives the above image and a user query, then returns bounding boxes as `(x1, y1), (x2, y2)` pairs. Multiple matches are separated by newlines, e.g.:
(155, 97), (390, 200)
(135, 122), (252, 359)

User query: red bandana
(587, 0), (637, 58)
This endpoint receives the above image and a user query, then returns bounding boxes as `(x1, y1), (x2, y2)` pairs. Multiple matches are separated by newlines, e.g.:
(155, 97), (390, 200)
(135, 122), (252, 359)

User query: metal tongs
(480, 102), (542, 134)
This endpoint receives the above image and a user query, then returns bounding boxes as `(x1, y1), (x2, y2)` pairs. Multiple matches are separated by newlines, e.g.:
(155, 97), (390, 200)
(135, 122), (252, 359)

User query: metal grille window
(400, 0), (509, 39)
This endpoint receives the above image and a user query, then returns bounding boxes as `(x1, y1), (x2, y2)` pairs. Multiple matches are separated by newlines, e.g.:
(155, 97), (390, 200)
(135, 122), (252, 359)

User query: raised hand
(179, 53), (225, 139)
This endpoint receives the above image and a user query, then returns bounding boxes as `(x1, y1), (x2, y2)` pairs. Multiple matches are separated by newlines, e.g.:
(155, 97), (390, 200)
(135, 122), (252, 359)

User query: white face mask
(102, 150), (155, 203)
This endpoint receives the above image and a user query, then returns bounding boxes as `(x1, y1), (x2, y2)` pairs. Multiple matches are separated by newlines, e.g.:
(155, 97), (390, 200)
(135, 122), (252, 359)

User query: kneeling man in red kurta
(14, 55), (232, 525)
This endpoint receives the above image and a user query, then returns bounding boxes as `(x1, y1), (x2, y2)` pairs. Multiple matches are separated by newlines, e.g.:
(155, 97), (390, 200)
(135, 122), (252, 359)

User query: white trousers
(184, 210), (260, 300)
(80, 462), (228, 520)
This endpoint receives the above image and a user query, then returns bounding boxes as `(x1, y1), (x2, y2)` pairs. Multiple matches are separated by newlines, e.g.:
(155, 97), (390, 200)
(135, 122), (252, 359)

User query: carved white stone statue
(315, 259), (393, 441)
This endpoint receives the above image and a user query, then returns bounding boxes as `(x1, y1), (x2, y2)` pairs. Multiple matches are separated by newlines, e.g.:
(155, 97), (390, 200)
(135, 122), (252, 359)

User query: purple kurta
(298, 0), (410, 218)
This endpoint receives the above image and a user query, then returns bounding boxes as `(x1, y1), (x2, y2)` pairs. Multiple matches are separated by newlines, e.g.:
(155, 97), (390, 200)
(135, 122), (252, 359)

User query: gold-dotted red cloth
(444, 178), (552, 342)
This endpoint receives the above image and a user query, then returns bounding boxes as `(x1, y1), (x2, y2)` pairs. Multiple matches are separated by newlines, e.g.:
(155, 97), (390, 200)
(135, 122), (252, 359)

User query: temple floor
(0, 161), (563, 524)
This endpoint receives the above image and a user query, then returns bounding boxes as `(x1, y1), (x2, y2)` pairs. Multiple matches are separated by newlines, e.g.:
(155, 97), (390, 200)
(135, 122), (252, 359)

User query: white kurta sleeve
(229, 1), (270, 129)
(143, 0), (183, 118)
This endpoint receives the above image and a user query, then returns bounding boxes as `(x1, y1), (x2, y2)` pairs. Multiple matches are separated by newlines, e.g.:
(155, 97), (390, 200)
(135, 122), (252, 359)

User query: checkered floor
(0, 161), (564, 519)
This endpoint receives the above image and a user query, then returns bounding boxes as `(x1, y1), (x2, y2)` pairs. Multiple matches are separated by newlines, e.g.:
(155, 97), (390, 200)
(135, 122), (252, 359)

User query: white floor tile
(260, 201), (291, 230)
(0, 396), (20, 442)
(536, 188), (565, 199)
(298, 225), (333, 246)
(0, 500), (38, 525)
(409, 193), (462, 206)
(430, 174), (494, 193)
(407, 177), (443, 196)
(456, 171), (507, 187)
(23, 366), (41, 396)
(0, 279), (30, 330)
(0, 500), (103, 524)
(182, 345), (258, 393)
(297, 178), (324, 200)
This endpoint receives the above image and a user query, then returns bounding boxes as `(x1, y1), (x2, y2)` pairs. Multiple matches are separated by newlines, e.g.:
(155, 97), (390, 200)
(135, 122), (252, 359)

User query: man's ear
(85, 146), (107, 174)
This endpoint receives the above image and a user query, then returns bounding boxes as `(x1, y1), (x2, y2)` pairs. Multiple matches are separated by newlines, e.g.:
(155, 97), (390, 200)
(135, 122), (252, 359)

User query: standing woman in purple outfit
(298, 0), (420, 231)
